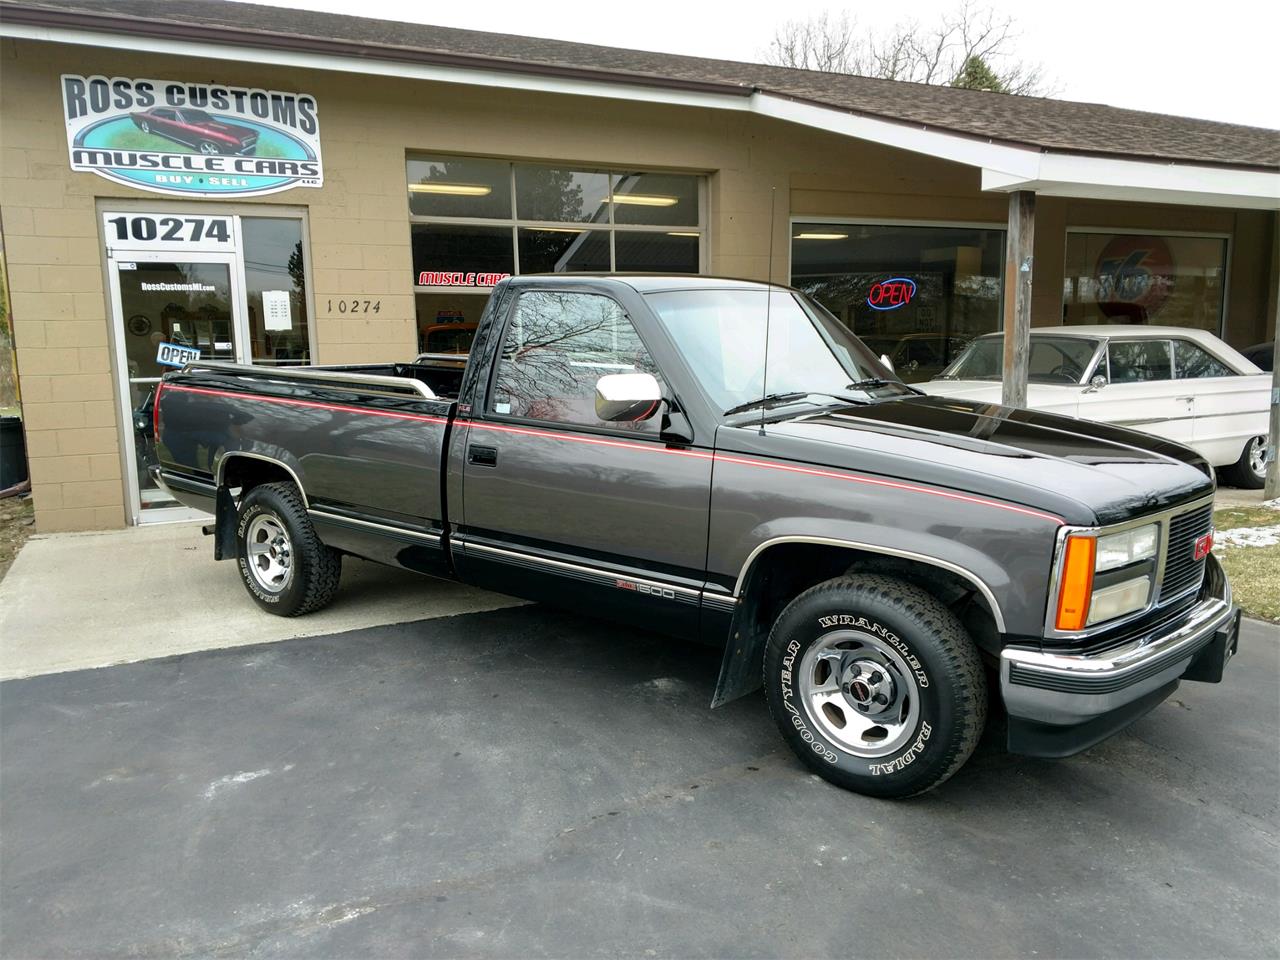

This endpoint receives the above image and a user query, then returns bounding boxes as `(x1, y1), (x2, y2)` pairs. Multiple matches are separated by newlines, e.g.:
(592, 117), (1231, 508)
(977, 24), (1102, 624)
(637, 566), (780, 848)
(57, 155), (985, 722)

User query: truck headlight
(1054, 523), (1159, 631)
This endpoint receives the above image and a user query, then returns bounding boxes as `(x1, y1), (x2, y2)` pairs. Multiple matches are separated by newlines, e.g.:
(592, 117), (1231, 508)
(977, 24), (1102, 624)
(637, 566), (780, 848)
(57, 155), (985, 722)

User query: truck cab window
(489, 290), (662, 431)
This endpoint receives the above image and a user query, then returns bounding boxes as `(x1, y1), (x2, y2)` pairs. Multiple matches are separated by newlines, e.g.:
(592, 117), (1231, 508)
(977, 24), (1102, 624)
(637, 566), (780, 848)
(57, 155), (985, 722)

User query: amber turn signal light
(1055, 534), (1096, 632)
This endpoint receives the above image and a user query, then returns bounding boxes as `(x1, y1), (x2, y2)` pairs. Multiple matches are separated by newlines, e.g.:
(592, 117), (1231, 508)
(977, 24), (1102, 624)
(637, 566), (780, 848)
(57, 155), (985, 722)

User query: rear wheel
(198, 140), (221, 155)
(1221, 435), (1267, 489)
(235, 482), (341, 616)
(763, 574), (987, 799)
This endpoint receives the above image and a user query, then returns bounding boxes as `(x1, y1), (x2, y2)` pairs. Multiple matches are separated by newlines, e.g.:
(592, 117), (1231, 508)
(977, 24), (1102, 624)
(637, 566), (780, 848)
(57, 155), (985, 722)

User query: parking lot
(3, 602), (1277, 958)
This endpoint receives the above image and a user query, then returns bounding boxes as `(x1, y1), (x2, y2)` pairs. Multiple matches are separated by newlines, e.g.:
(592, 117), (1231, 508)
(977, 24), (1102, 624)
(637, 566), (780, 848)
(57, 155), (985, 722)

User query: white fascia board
(7, 21), (1278, 207)
(750, 93), (1042, 179)
(0, 21), (753, 113)
(983, 155), (1280, 210)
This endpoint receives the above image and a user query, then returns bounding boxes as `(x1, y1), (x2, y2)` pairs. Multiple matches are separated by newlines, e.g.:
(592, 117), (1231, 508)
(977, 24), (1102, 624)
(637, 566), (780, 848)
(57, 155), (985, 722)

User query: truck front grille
(1159, 503), (1213, 603)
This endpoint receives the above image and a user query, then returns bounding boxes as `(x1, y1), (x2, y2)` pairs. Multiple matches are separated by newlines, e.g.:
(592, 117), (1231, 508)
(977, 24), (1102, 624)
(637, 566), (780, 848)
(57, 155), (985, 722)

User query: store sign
(156, 341), (200, 368)
(1095, 235), (1175, 319)
(417, 270), (512, 287)
(62, 75), (323, 198)
(867, 277), (917, 311)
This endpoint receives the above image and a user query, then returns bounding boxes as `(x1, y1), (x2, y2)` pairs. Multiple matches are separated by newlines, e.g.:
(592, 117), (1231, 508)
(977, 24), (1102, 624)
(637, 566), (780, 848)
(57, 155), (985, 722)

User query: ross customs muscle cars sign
(60, 75), (323, 198)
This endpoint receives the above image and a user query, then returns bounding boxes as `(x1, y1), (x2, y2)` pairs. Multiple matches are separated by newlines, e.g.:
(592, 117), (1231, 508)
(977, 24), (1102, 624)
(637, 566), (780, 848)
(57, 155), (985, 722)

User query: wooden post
(1264, 211), (1280, 500)
(1002, 190), (1035, 408)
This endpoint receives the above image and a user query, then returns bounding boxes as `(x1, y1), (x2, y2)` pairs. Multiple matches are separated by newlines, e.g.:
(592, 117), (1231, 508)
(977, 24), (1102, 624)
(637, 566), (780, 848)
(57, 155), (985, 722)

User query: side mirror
(595, 372), (662, 422)
(880, 353), (895, 373)
(1085, 374), (1108, 394)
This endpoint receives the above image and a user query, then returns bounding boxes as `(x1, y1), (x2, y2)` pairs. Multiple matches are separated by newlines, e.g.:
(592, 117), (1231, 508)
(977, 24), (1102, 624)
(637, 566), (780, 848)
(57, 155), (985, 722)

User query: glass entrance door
(108, 252), (243, 522)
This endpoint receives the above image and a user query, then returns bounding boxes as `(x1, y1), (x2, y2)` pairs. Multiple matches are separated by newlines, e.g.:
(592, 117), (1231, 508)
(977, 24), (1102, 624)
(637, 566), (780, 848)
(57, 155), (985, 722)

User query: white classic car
(917, 325), (1271, 488)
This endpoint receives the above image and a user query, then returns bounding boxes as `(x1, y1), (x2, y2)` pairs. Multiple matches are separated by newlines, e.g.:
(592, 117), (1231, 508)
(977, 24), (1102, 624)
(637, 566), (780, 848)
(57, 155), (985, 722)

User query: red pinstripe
(164, 383), (1063, 525)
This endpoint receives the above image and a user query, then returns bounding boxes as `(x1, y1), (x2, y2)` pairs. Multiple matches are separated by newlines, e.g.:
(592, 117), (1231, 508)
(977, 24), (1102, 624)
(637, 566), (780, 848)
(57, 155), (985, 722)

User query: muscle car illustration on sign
(130, 107), (259, 156)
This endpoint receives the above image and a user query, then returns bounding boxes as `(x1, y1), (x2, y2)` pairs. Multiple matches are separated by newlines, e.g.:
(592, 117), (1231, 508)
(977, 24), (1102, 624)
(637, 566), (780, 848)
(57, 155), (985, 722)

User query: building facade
(1, 0), (1277, 531)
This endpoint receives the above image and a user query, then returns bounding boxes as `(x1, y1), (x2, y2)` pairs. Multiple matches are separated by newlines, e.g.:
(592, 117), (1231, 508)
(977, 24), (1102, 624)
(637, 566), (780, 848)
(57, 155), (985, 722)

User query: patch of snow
(1214, 524), (1280, 550)
(203, 768), (272, 800)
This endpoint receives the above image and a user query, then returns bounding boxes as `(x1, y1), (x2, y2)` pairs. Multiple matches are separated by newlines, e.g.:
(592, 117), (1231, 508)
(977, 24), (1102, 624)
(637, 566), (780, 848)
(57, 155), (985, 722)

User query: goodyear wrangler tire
(235, 482), (341, 617)
(763, 574), (987, 799)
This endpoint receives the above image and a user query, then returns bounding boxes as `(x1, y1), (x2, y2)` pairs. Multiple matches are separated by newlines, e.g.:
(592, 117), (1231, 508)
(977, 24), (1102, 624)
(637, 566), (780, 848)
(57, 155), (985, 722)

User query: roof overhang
(3, 13), (1278, 211)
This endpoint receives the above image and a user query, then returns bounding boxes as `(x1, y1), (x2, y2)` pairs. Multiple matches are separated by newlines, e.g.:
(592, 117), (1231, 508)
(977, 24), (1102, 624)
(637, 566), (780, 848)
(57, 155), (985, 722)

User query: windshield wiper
(845, 377), (893, 390)
(723, 391), (866, 417)
(722, 392), (810, 416)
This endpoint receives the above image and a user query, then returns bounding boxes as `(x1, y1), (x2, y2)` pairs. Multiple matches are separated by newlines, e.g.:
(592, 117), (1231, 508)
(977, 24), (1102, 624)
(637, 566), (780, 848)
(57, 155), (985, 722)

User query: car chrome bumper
(1001, 555), (1237, 728)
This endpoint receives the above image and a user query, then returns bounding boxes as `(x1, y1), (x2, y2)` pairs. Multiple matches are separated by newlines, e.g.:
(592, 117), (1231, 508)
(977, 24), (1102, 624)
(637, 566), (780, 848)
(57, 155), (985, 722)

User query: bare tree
(763, 1), (1055, 97)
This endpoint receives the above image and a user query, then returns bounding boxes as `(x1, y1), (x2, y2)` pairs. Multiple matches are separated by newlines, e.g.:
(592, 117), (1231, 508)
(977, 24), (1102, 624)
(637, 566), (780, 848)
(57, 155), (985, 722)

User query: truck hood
(723, 395), (1213, 526)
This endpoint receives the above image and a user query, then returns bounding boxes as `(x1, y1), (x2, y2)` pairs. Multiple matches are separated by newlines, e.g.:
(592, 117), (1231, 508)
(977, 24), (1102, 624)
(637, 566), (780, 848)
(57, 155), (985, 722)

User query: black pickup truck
(153, 275), (1239, 798)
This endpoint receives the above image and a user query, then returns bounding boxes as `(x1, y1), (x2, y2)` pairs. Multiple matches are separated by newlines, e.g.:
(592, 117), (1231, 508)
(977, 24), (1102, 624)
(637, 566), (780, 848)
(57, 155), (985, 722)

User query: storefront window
(791, 222), (1004, 382)
(407, 156), (512, 219)
(241, 218), (310, 365)
(408, 156), (704, 351)
(1062, 232), (1227, 331)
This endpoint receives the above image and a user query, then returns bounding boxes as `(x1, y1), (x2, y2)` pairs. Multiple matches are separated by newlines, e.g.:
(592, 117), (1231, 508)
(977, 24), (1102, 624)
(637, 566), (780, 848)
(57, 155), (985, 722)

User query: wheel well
(736, 543), (999, 654)
(220, 455), (297, 497)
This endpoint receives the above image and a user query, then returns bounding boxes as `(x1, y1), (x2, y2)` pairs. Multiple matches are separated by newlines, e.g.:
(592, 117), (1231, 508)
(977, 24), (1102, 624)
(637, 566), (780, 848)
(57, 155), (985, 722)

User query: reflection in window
(517, 229), (609, 273)
(615, 231), (699, 273)
(411, 224), (514, 279)
(490, 291), (660, 431)
(242, 218), (310, 365)
(1063, 233), (1226, 331)
(407, 156), (512, 219)
(791, 222), (1004, 383)
(515, 165), (609, 223)
(1108, 340), (1172, 383)
(1174, 340), (1234, 378)
(611, 172), (699, 226)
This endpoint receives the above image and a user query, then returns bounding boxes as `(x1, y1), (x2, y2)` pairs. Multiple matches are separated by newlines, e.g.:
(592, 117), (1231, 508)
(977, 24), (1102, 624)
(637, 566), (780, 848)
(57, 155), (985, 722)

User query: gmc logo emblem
(1193, 533), (1213, 560)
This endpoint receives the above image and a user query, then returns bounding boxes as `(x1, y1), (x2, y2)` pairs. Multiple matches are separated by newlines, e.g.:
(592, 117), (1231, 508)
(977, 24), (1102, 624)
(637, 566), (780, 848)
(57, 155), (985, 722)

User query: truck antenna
(760, 186), (776, 437)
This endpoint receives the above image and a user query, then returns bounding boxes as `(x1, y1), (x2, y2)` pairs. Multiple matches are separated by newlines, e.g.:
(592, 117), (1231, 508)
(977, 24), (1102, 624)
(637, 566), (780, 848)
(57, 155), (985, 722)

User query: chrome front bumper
(1001, 556), (1236, 727)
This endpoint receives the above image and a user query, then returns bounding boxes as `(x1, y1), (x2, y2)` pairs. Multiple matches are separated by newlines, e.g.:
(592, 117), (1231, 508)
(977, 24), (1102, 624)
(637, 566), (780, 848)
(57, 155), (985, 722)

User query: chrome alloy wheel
(245, 514), (294, 593)
(1249, 436), (1268, 480)
(199, 140), (220, 155)
(798, 629), (921, 758)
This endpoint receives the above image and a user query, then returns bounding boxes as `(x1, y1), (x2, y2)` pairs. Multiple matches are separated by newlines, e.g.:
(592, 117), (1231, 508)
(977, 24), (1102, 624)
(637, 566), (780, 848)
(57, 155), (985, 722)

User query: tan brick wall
(1, 36), (1274, 532)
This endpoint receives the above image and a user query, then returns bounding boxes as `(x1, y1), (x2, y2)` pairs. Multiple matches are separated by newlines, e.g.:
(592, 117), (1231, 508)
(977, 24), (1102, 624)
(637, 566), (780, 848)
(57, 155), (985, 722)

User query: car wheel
(1222, 435), (1268, 489)
(139, 120), (151, 134)
(763, 574), (987, 799)
(198, 140), (221, 155)
(235, 482), (341, 617)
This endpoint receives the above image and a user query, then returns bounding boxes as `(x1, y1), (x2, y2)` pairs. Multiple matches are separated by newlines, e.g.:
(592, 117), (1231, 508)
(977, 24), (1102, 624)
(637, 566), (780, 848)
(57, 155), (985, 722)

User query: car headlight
(1053, 523), (1160, 631)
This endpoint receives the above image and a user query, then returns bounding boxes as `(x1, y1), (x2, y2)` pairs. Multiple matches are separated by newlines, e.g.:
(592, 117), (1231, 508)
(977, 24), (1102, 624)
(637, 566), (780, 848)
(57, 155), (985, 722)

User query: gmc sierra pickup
(153, 275), (1240, 798)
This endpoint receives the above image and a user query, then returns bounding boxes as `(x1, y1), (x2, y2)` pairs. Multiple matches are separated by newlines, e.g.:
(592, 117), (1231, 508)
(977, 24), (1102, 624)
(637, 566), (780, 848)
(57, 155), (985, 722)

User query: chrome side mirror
(1084, 374), (1108, 394)
(595, 372), (662, 422)
(880, 353), (895, 373)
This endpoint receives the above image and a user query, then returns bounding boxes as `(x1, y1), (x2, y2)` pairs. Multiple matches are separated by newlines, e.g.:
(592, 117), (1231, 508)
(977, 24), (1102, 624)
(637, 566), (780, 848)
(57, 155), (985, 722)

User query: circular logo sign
(1094, 235), (1175, 320)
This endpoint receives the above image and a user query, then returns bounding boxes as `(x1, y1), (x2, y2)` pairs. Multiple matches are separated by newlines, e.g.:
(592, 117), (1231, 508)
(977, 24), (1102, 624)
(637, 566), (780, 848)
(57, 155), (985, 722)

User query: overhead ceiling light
(793, 232), (849, 240)
(535, 227), (588, 233)
(609, 194), (679, 206)
(667, 231), (700, 237)
(409, 182), (492, 196)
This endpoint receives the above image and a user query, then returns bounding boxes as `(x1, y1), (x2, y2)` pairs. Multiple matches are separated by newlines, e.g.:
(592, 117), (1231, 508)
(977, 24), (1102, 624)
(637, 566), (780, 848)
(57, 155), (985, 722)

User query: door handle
(468, 444), (498, 467)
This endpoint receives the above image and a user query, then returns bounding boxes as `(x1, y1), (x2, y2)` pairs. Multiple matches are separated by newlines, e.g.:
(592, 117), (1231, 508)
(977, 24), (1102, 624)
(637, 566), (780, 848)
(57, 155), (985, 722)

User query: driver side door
(455, 287), (713, 638)
(1076, 338), (1194, 446)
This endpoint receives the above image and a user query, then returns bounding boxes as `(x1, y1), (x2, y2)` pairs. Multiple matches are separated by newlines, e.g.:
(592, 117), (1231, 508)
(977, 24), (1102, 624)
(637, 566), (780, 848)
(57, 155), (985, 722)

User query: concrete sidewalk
(0, 521), (522, 680)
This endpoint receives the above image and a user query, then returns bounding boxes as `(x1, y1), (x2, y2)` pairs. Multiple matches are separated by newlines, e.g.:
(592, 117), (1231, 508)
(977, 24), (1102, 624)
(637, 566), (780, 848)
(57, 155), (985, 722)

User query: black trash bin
(0, 416), (29, 489)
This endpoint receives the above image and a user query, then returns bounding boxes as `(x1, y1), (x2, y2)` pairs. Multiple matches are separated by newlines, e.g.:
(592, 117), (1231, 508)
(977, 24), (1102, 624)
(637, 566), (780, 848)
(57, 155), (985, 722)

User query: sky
(254, 0), (1280, 130)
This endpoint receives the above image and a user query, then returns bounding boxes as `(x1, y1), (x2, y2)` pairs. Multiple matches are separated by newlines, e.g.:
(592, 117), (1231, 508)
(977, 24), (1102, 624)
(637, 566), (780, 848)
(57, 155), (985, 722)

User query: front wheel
(1221, 435), (1267, 490)
(198, 140), (221, 155)
(235, 482), (341, 616)
(763, 574), (987, 799)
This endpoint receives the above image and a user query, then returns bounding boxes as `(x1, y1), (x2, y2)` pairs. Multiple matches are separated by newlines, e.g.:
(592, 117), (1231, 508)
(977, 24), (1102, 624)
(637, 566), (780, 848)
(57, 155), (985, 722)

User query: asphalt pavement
(2, 606), (1277, 958)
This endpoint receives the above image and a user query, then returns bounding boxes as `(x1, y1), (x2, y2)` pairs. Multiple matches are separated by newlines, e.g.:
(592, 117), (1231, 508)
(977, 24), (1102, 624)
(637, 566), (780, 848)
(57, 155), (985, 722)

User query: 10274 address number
(326, 299), (381, 315)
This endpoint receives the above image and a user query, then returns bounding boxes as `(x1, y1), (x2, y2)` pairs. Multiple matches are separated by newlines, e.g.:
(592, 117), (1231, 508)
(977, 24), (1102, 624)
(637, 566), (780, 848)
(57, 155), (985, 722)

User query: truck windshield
(939, 335), (1101, 384)
(645, 288), (905, 415)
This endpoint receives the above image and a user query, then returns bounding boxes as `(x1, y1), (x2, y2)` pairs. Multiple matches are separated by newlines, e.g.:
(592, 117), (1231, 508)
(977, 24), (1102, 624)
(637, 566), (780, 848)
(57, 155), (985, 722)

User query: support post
(1001, 190), (1035, 408)
(1264, 211), (1280, 500)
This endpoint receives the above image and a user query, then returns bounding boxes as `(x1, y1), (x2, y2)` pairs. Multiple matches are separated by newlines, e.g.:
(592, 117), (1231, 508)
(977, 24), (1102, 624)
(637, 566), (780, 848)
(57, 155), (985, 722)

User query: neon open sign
(867, 277), (917, 311)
